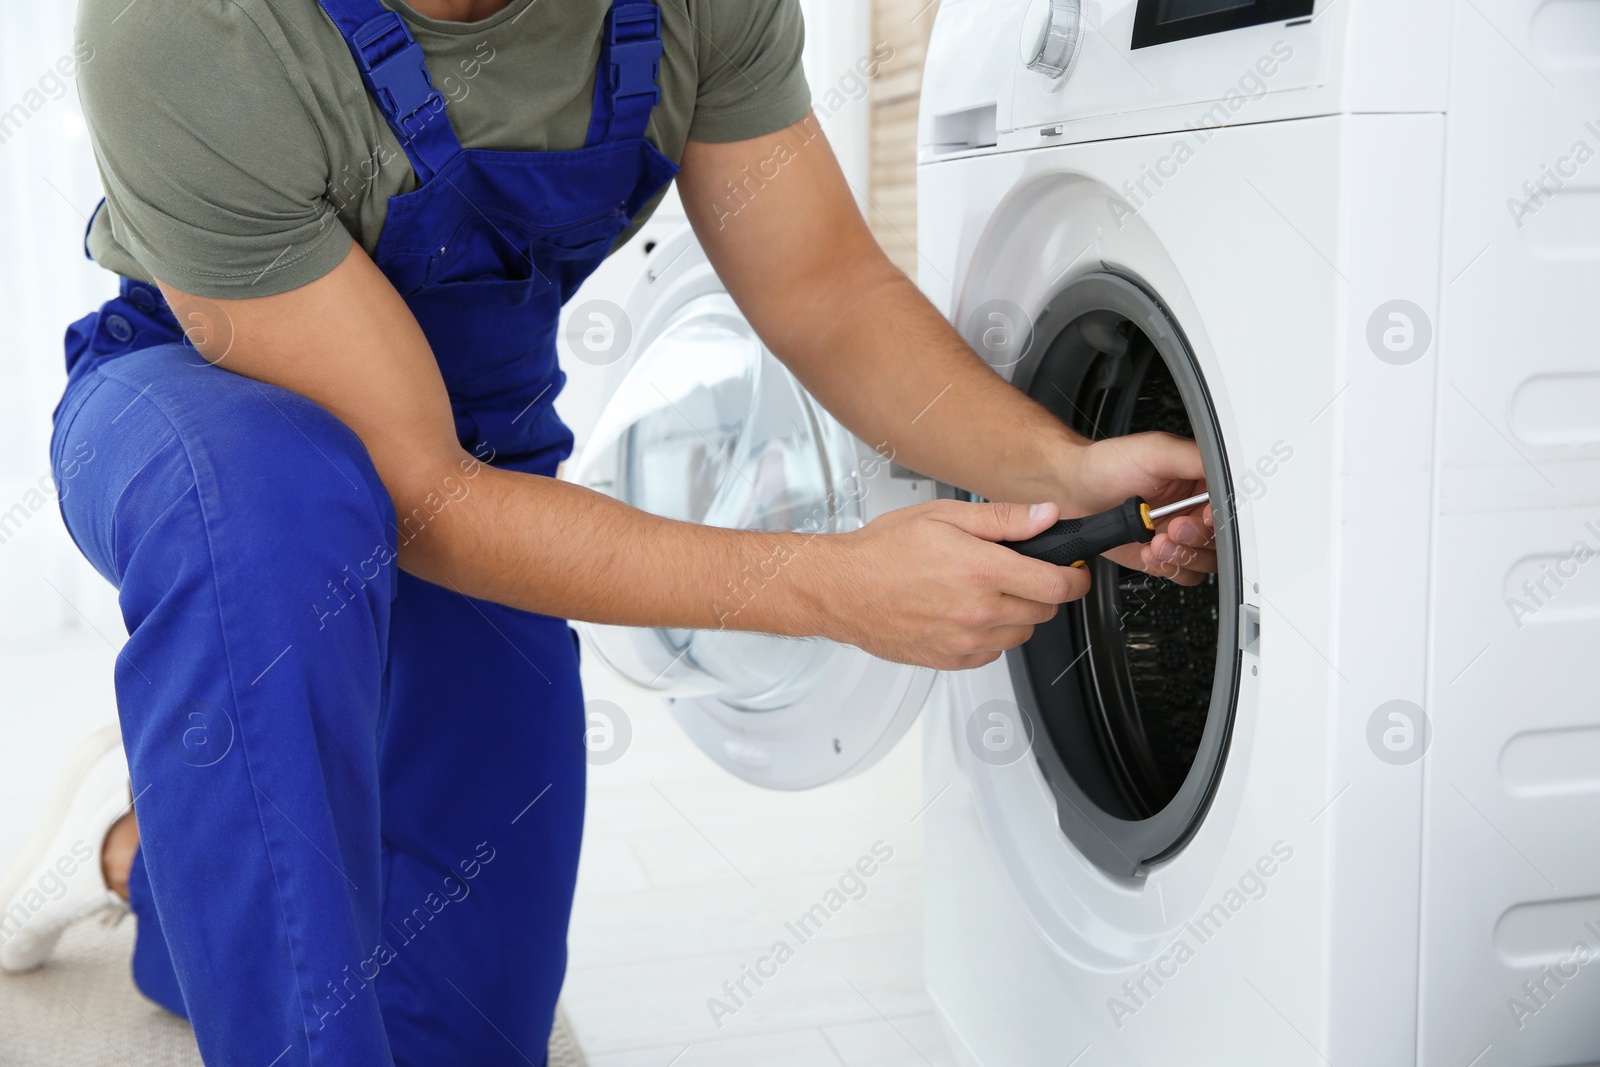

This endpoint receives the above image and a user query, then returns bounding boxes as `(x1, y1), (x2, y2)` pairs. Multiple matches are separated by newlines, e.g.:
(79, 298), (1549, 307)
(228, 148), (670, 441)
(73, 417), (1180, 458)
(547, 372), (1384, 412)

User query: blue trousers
(53, 340), (586, 1067)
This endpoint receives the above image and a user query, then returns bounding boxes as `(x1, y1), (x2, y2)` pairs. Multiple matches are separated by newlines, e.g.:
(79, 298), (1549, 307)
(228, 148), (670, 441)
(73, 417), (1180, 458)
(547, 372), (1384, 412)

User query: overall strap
(315, 0), (462, 183)
(584, 0), (665, 147)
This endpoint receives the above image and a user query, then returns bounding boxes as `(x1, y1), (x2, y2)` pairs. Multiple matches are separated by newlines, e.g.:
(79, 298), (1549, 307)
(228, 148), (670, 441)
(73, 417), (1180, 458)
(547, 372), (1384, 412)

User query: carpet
(0, 916), (587, 1066)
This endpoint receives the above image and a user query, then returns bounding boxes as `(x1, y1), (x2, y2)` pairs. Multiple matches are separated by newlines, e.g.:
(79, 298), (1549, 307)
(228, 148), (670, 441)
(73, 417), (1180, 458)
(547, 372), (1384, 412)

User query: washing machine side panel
(1418, 7), (1600, 1066)
(1321, 113), (1448, 1067)
(1430, 0), (1600, 514)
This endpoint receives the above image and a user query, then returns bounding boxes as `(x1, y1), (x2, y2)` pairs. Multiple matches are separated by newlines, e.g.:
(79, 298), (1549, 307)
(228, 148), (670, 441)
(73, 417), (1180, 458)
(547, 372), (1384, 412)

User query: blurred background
(0, 1), (955, 1064)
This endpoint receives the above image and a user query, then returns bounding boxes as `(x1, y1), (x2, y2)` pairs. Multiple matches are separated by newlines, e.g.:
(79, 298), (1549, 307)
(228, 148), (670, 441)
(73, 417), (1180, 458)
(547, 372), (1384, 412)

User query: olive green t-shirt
(76, 0), (810, 299)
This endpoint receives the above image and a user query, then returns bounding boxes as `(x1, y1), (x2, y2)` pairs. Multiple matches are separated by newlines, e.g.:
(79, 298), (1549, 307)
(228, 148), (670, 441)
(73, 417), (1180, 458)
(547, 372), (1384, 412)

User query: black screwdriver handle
(1000, 497), (1156, 568)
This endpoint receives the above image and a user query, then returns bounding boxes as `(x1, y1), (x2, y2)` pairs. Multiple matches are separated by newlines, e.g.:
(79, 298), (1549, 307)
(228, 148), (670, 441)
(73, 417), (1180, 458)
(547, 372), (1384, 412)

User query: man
(1, 0), (1215, 1063)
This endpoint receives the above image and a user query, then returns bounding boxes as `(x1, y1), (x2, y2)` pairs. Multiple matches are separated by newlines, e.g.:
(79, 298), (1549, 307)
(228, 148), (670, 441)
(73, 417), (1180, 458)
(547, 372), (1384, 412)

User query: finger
(1143, 540), (1218, 580)
(1101, 543), (1152, 572)
(1164, 514), (1215, 549)
(934, 499), (1059, 544)
(1122, 432), (1206, 487)
(995, 592), (1063, 627)
(1147, 534), (1218, 572)
(1156, 564), (1210, 587)
(988, 550), (1092, 605)
(1141, 549), (1204, 584)
(981, 625), (1041, 654)
(933, 623), (1037, 669)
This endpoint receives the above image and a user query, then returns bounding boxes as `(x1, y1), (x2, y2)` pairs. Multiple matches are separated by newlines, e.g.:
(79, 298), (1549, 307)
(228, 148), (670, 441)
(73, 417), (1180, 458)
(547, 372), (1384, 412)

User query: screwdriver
(1001, 492), (1211, 568)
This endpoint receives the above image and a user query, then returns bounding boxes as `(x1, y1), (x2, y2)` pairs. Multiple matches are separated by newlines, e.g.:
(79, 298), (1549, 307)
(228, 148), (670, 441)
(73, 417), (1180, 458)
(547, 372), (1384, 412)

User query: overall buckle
(608, 6), (663, 100)
(352, 12), (445, 131)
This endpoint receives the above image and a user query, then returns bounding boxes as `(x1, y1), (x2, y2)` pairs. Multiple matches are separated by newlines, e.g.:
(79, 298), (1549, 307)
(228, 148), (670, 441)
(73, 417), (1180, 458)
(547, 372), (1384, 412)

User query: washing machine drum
(1008, 273), (1241, 878)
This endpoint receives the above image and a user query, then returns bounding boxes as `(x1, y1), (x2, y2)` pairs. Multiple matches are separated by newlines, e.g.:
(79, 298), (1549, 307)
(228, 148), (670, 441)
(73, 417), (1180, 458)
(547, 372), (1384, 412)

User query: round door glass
(572, 294), (864, 710)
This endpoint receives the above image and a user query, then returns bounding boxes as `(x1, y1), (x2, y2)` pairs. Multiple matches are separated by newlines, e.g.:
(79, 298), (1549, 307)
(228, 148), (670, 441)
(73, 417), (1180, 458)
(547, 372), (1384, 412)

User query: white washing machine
(915, 1), (1600, 1065)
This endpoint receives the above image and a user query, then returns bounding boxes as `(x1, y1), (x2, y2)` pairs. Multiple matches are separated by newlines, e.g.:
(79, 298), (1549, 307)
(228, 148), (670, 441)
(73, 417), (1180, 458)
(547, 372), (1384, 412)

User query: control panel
(920, 0), (1451, 159)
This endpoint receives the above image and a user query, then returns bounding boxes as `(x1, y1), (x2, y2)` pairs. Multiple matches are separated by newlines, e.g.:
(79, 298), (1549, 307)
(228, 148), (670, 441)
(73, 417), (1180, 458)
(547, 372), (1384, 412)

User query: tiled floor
(527, 655), (955, 1066)
(0, 624), (956, 1066)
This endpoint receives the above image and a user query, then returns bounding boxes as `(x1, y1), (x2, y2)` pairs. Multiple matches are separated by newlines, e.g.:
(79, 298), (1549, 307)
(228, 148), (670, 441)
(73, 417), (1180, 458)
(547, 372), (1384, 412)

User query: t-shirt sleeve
(686, 0), (812, 144)
(77, 0), (350, 298)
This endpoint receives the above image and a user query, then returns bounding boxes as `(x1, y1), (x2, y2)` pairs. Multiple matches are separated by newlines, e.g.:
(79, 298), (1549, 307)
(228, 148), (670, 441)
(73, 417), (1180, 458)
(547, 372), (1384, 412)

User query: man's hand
(805, 500), (1089, 670)
(1064, 433), (1217, 586)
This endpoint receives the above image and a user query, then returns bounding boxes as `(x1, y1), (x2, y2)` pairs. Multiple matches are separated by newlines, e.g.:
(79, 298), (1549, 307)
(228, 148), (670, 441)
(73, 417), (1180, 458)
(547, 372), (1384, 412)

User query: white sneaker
(0, 724), (132, 973)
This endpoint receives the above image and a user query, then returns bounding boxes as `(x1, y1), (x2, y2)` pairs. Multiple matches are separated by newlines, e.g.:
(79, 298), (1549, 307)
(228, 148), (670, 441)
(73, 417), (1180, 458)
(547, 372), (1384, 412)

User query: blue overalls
(50, 1), (677, 1063)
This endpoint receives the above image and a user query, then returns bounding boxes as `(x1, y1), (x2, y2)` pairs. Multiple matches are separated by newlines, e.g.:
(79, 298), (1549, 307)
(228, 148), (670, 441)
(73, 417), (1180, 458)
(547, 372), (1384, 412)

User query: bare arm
(679, 119), (1084, 509)
(678, 116), (1217, 581)
(159, 241), (1085, 669)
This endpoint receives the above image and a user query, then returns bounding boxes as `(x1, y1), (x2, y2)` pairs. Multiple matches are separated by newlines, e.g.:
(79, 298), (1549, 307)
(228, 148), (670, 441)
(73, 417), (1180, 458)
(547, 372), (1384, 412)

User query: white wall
(799, 0), (874, 195)
(0, 8), (124, 642)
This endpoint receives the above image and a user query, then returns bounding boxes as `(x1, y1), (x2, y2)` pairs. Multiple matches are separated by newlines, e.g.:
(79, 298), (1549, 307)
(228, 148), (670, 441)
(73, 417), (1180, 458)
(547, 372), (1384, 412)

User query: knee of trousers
(55, 343), (399, 627)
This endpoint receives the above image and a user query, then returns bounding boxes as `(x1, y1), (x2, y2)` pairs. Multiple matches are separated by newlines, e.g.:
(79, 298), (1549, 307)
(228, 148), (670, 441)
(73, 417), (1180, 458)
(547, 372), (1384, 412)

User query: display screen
(1132, 0), (1314, 48)
(1158, 0), (1254, 21)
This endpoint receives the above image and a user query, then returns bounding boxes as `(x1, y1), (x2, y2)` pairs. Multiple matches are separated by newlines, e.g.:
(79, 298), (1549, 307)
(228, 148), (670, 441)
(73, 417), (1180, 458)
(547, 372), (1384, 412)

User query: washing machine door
(569, 226), (938, 790)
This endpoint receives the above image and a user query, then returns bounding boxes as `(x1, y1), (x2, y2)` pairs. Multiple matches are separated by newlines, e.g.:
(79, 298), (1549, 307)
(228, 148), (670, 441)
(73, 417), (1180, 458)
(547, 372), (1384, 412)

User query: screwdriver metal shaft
(1149, 491), (1210, 521)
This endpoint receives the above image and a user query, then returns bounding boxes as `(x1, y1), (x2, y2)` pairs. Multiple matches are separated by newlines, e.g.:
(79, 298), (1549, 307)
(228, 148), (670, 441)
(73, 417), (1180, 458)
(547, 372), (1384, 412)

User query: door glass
(573, 295), (865, 711)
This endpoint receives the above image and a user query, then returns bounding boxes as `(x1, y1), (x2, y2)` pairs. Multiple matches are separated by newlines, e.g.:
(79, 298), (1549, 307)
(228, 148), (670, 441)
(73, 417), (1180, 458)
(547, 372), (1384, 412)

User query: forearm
(394, 456), (832, 635)
(762, 253), (1087, 507)
(679, 125), (1084, 509)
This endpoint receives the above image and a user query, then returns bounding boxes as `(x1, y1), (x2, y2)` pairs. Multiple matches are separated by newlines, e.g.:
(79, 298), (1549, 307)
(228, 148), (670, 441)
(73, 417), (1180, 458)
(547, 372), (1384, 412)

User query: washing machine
(915, 1), (1600, 1065)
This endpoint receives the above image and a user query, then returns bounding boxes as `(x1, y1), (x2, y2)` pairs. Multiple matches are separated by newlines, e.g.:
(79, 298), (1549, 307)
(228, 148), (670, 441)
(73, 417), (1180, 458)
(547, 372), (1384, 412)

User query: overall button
(104, 314), (134, 343)
(127, 286), (156, 313)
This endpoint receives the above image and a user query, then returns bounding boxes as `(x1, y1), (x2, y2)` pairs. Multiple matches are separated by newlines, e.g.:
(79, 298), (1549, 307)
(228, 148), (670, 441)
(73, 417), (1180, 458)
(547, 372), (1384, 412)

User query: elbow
(387, 451), (489, 563)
